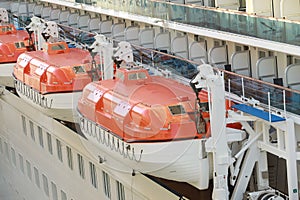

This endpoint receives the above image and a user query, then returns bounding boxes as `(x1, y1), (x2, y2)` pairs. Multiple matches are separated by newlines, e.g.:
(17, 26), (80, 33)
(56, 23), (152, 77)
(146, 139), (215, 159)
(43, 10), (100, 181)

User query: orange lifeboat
(76, 60), (243, 189)
(13, 41), (99, 122)
(0, 24), (30, 87)
(77, 65), (229, 188)
(78, 67), (210, 142)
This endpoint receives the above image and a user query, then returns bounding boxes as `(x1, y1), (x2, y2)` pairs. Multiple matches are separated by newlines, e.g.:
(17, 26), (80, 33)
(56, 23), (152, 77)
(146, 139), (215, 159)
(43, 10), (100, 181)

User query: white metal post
(285, 118), (299, 199)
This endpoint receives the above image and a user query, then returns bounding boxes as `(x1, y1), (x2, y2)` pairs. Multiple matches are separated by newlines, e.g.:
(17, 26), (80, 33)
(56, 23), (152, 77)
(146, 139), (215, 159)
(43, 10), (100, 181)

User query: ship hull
(0, 63), (15, 87)
(0, 87), (183, 200)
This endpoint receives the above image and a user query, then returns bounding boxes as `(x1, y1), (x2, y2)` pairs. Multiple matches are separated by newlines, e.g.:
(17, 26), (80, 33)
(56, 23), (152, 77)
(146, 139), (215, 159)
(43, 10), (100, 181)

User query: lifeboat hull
(15, 79), (81, 122)
(0, 63), (15, 87)
(78, 111), (211, 189)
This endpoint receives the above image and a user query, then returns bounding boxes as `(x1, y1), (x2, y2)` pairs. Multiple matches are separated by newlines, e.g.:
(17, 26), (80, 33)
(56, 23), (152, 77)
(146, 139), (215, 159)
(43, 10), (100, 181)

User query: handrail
(66, 0), (300, 47)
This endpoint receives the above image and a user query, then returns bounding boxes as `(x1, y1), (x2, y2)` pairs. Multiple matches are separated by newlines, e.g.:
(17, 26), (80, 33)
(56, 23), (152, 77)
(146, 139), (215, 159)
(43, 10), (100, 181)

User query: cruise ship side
(1, 0), (300, 200)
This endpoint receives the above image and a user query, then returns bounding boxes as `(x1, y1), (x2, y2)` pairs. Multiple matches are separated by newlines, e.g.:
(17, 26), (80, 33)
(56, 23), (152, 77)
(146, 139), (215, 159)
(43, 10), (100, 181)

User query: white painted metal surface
(0, 63), (15, 88)
(0, 87), (181, 200)
(154, 31), (171, 52)
(285, 64), (300, 90)
(124, 26), (140, 45)
(171, 35), (189, 59)
(256, 56), (277, 83)
(189, 41), (207, 64)
(231, 50), (251, 76)
(112, 22), (125, 42)
(209, 45), (228, 68)
(99, 19), (112, 37)
(139, 28), (155, 48)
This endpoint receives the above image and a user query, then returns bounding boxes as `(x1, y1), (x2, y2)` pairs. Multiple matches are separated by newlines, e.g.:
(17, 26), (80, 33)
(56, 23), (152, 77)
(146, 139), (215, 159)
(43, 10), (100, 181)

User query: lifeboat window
(128, 73), (137, 80)
(1, 26), (12, 32)
(15, 42), (25, 49)
(128, 72), (147, 80)
(51, 44), (66, 50)
(116, 71), (124, 81)
(73, 66), (85, 74)
(168, 105), (186, 115)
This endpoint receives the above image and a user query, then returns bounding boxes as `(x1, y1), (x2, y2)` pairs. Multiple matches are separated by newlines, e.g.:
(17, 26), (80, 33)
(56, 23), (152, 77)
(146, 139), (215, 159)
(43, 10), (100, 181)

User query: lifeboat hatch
(114, 101), (131, 117)
(43, 42), (69, 55)
(87, 89), (103, 102)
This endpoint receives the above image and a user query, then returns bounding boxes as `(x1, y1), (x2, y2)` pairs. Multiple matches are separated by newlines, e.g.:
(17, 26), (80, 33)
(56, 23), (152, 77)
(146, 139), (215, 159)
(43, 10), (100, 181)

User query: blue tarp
(232, 104), (286, 122)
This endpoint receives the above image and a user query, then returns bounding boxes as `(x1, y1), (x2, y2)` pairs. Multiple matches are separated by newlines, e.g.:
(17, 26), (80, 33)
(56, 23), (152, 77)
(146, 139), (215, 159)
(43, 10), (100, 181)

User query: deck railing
(70, 0), (300, 47)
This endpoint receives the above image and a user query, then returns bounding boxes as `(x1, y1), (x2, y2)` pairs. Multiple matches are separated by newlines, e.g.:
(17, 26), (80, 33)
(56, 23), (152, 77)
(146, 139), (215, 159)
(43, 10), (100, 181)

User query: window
(34, 167), (40, 188)
(61, 190), (67, 200)
(89, 162), (97, 188)
(66, 146), (73, 170)
(116, 71), (124, 81)
(26, 160), (32, 180)
(235, 45), (242, 52)
(128, 72), (147, 80)
(51, 44), (66, 50)
(51, 182), (58, 200)
(56, 139), (63, 162)
(102, 171), (111, 199)
(47, 132), (53, 154)
(168, 105), (186, 115)
(21, 115), (27, 135)
(214, 40), (225, 47)
(4, 142), (9, 160)
(11, 147), (16, 167)
(77, 154), (85, 179)
(29, 121), (35, 141)
(73, 66), (85, 74)
(258, 50), (266, 59)
(15, 42), (25, 49)
(0, 137), (3, 154)
(42, 174), (49, 196)
(19, 154), (24, 174)
(38, 126), (44, 148)
(116, 181), (125, 200)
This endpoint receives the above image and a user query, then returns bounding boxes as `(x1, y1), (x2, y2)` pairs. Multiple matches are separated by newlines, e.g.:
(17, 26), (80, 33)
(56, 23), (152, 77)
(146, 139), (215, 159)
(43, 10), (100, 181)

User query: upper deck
(41, 0), (300, 55)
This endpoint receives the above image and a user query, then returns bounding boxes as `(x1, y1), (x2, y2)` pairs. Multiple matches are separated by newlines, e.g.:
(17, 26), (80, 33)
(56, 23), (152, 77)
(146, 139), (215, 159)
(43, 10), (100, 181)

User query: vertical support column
(277, 128), (285, 150)
(102, 42), (114, 80)
(285, 119), (299, 199)
(254, 121), (269, 190)
(256, 151), (269, 190)
(262, 123), (270, 144)
(206, 71), (229, 200)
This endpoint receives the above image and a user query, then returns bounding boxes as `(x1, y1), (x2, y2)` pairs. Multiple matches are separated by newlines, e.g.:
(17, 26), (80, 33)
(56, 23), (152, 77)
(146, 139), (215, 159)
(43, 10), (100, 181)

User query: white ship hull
(78, 112), (211, 189)
(15, 79), (81, 122)
(0, 87), (182, 200)
(0, 63), (15, 88)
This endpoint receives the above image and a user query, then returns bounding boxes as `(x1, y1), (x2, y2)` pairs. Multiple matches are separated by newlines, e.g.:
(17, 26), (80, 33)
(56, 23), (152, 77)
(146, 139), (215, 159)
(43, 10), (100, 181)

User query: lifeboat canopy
(78, 66), (210, 142)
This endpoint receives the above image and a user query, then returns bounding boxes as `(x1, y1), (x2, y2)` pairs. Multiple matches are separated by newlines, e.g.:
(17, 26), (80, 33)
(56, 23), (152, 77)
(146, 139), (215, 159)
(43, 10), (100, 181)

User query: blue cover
(232, 104), (285, 122)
